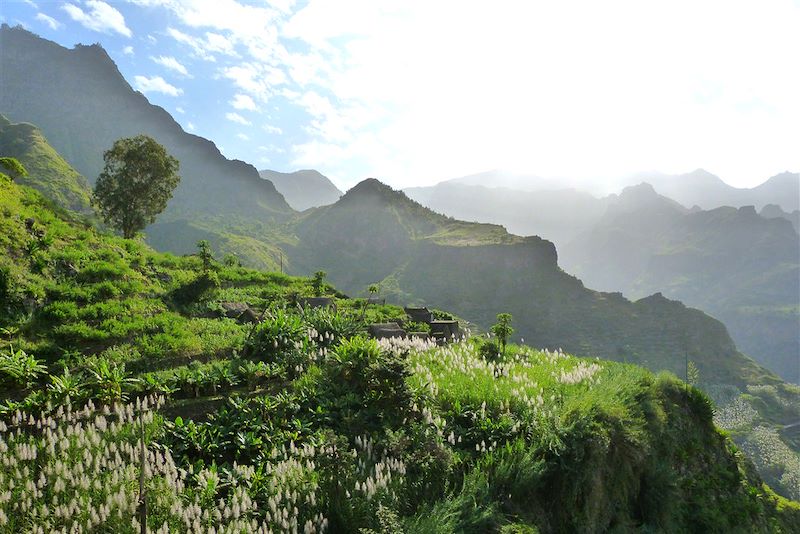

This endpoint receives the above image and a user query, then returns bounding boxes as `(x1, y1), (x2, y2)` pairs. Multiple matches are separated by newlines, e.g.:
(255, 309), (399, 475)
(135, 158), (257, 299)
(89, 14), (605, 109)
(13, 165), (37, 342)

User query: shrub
(245, 308), (310, 376)
(304, 307), (363, 348)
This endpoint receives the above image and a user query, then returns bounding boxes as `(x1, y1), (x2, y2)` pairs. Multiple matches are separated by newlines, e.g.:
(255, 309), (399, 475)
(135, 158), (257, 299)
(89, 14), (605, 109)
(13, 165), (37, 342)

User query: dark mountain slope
(259, 169), (343, 211)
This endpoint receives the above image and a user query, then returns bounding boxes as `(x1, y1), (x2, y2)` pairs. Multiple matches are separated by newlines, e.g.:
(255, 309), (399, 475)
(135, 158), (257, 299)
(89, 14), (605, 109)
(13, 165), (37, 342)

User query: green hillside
(0, 114), (92, 214)
(1, 177), (798, 532)
(0, 25), (295, 268)
(286, 179), (800, 499)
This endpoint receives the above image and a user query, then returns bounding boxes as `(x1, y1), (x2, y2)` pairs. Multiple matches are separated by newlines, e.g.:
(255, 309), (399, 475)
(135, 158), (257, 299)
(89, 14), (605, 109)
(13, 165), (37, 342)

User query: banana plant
(87, 360), (137, 404)
(47, 366), (85, 403)
(0, 344), (47, 389)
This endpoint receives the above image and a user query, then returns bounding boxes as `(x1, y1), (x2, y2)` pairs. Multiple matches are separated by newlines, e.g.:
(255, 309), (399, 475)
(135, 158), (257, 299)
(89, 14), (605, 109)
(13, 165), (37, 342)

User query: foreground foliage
(0, 180), (798, 532)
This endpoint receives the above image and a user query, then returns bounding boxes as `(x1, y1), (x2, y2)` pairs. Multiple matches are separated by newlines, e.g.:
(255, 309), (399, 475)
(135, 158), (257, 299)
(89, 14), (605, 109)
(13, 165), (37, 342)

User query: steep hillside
(633, 169), (800, 211)
(1, 178), (798, 531)
(283, 180), (800, 499)
(289, 181), (775, 384)
(260, 169), (343, 211)
(0, 114), (92, 214)
(561, 186), (800, 383)
(0, 25), (294, 267)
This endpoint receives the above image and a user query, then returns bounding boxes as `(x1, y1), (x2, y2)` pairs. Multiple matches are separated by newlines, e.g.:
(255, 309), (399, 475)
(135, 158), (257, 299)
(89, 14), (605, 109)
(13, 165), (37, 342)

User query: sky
(2, 0), (799, 191)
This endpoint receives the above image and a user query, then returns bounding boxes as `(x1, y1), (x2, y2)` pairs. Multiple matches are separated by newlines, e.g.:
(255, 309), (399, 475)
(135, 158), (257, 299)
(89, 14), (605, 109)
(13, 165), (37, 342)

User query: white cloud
(258, 144), (286, 154)
(62, 0), (132, 37)
(263, 124), (283, 135)
(35, 13), (61, 30)
(124, 0), (800, 189)
(186, 121), (196, 131)
(151, 55), (191, 77)
(175, 106), (185, 114)
(134, 75), (183, 96)
(122, 45), (134, 55)
(166, 28), (212, 60)
(221, 63), (286, 103)
(225, 112), (251, 125)
(230, 93), (258, 111)
(23, 0), (38, 9)
(166, 27), (238, 61)
(282, 0), (800, 189)
(237, 133), (250, 141)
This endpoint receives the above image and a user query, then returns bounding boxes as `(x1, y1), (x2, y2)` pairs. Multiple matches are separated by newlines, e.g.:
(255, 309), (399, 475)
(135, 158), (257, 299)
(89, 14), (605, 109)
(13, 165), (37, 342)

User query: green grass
(1, 178), (798, 532)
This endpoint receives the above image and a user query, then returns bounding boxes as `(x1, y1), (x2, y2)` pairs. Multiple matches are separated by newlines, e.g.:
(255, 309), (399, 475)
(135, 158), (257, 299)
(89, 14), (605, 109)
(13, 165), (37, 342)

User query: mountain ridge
(0, 24), (294, 268)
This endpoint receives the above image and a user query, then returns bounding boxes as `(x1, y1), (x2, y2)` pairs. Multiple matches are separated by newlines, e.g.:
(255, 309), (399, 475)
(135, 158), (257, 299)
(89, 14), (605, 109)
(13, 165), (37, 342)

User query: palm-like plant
(0, 345), (47, 389)
(47, 366), (85, 403)
(88, 360), (137, 404)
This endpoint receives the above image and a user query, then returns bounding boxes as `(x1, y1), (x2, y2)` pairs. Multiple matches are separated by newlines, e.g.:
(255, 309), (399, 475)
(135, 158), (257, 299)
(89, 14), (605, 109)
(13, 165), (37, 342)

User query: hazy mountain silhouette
(632, 169), (800, 211)
(259, 169), (343, 211)
(760, 204), (800, 233)
(405, 182), (609, 244)
(561, 184), (800, 383)
(440, 170), (565, 191)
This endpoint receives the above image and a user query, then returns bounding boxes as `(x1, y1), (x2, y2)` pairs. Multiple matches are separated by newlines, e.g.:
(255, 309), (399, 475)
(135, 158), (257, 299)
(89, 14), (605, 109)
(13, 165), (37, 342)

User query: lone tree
(312, 270), (327, 297)
(93, 135), (180, 238)
(491, 313), (514, 356)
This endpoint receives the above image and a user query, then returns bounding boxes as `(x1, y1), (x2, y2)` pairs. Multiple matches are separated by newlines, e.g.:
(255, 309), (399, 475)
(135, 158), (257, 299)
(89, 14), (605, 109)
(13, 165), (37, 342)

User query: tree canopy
(93, 135), (180, 238)
(491, 312), (514, 356)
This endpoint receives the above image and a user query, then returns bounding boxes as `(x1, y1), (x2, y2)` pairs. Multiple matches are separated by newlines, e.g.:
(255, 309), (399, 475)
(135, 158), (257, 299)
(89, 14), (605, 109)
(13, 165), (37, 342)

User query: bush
(245, 308), (310, 376)
(304, 307), (363, 348)
(323, 336), (413, 432)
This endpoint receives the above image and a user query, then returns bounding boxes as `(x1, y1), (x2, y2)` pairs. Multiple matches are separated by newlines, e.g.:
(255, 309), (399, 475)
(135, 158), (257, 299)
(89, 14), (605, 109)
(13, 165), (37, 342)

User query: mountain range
(2, 24), (796, 386)
(406, 177), (800, 383)
(633, 169), (800, 212)
(561, 184), (799, 383)
(3, 25), (799, 501)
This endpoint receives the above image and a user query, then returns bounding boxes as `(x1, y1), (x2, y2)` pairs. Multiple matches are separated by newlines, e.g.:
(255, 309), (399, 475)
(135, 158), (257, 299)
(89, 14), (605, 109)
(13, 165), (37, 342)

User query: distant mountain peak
(258, 168), (342, 211)
(619, 182), (659, 197)
(339, 178), (401, 203)
(611, 182), (687, 215)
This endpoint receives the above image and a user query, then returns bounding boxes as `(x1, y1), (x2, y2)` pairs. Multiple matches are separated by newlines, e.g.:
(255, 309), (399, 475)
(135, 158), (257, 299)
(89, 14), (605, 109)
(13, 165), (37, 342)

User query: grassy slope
(0, 114), (92, 214)
(287, 179), (800, 500)
(1, 179), (798, 531)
